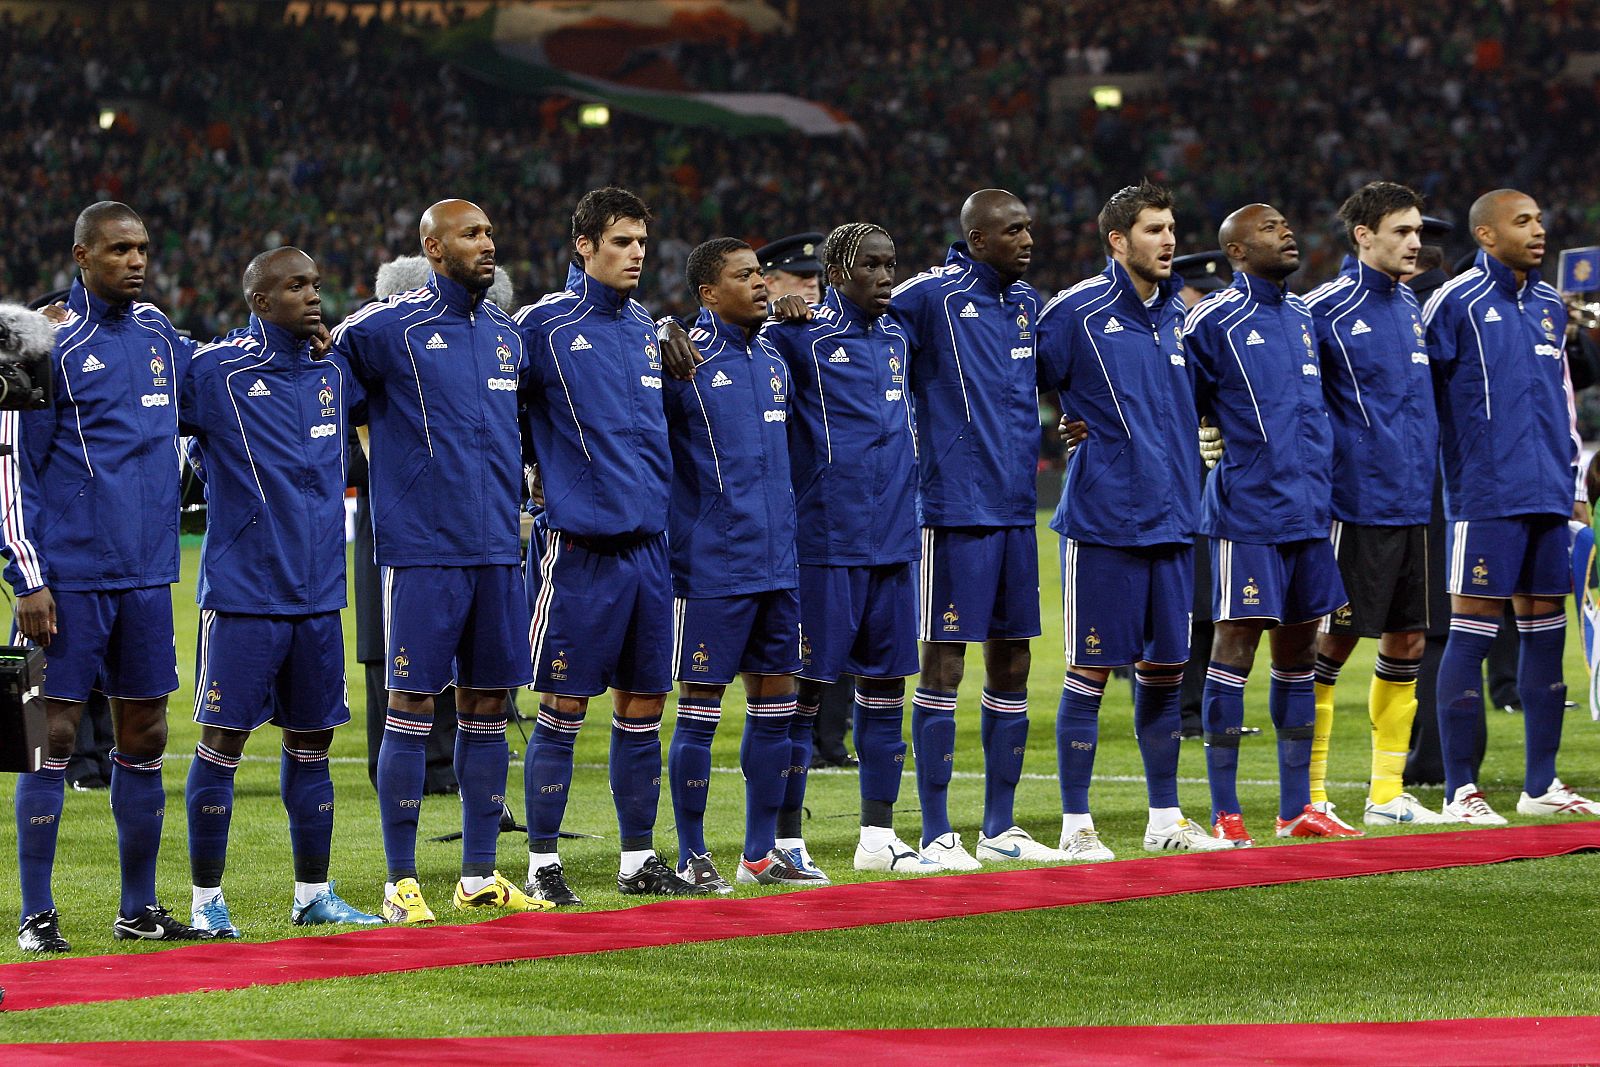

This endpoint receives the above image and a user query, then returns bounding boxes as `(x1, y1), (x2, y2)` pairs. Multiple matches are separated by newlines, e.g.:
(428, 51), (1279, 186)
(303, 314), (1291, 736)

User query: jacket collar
(428, 270), (487, 315)
(822, 287), (876, 331)
(249, 314), (311, 357)
(1232, 269), (1290, 306)
(565, 261), (630, 315)
(945, 242), (1003, 295)
(946, 242), (1035, 302)
(69, 276), (133, 324)
(1477, 248), (1541, 297)
(1341, 254), (1401, 295)
(1101, 257), (1180, 316)
(693, 307), (753, 353)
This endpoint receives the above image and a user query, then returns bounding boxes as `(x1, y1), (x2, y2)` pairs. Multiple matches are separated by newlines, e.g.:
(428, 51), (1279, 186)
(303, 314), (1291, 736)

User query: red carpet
(1, 822), (1595, 1013)
(6, 1017), (1600, 1066)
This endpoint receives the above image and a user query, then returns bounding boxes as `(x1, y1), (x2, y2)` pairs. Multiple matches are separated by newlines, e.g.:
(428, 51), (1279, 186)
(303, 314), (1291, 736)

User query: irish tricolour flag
(432, 1), (858, 137)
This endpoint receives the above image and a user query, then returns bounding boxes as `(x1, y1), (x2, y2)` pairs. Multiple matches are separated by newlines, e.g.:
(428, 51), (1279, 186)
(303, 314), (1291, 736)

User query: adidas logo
(959, 302), (979, 319)
(425, 332), (447, 350)
(711, 370), (733, 388)
(570, 334), (593, 351)
(1103, 316), (1124, 334)
(1484, 307), (1501, 323)
(247, 379), (271, 397)
(827, 347), (850, 363)
(1350, 319), (1371, 335)
(1245, 329), (1265, 346)
(81, 354), (105, 373)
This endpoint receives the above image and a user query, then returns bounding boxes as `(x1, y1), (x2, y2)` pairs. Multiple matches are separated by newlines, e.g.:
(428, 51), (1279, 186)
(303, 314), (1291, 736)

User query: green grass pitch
(2, 516), (1598, 1040)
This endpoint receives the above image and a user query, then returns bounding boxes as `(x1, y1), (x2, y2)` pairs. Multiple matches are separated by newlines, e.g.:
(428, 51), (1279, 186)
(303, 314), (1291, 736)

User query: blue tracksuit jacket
(1, 278), (187, 595)
(891, 242), (1042, 527)
(1183, 271), (1334, 544)
(761, 288), (920, 567)
(513, 263), (672, 540)
(1423, 249), (1577, 522)
(664, 307), (797, 597)
(181, 315), (364, 614)
(330, 270), (527, 567)
(1037, 258), (1199, 547)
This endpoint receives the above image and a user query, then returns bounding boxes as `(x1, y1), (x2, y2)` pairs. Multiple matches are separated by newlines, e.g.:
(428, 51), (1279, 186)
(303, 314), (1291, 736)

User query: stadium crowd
(4, 0), (1600, 951)
(7, 1), (1600, 330)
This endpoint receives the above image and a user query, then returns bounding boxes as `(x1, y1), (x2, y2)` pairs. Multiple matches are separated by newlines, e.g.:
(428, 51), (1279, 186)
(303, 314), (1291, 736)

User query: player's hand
(769, 294), (813, 323)
(16, 587), (55, 647)
(308, 323), (332, 357)
(658, 319), (702, 380)
(39, 302), (67, 325)
(1199, 419), (1224, 469)
(1575, 499), (1592, 526)
(1057, 415), (1087, 456)
(526, 463), (545, 509)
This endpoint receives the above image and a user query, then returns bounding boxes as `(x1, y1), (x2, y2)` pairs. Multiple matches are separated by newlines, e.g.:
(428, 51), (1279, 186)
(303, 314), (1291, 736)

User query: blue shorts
(1446, 515), (1572, 598)
(798, 562), (920, 682)
(384, 564), (532, 694)
(41, 586), (178, 702)
(194, 610), (349, 733)
(1061, 539), (1192, 667)
(673, 588), (802, 685)
(919, 525), (1041, 642)
(1212, 537), (1348, 626)
(528, 527), (673, 697)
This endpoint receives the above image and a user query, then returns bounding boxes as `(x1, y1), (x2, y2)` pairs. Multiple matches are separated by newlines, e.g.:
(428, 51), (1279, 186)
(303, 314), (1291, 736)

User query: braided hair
(822, 222), (891, 284)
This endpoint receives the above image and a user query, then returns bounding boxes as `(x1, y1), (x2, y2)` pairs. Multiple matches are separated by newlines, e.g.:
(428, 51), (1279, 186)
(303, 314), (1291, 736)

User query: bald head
(1468, 188), (1545, 276)
(242, 246), (322, 339)
(243, 247), (314, 301)
(1218, 203), (1300, 283)
(420, 199), (497, 293)
(1468, 189), (1525, 239)
(1217, 204), (1265, 255)
(960, 189), (1021, 234)
(419, 199), (486, 244)
(961, 189), (1034, 281)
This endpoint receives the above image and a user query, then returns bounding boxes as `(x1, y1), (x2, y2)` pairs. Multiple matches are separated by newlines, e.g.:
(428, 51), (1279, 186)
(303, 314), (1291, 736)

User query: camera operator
(4, 202), (213, 952)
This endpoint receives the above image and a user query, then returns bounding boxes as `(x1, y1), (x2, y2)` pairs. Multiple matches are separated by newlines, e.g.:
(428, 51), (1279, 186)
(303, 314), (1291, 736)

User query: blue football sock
(911, 687), (957, 845)
(1269, 665), (1316, 820)
(376, 707), (431, 881)
(110, 750), (165, 918)
(1437, 614), (1498, 798)
(855, 686), (907, 819)
(186, 743), (240, 888)
(668, 697), (721, 860)
(455, 712), (510, 879)
(1202, 661), (1250, 819)
(15, 756), (67, 918)
(780, 697), (817, 820)
(741, 693), (795, 861)
(280, 743), (333, 885)
(1133, 667), (1184, 810)
(610, 713), (662, 850)
(979, 688), (1030, 838)
(526, 704), (583, 850)
(1056, 673), (1105, 814)
(1516, 611), (1567, 797)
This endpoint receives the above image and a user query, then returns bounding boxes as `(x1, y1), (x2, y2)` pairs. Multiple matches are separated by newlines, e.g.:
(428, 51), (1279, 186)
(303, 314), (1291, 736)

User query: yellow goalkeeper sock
(1311, 682), (1335, 804)
(1369, 658), (1420, 805)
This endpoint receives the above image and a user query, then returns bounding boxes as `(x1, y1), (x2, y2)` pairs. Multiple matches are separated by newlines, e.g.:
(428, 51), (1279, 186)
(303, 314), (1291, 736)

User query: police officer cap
(1420, 215), (1453, 240)
(1173, 250), (1232, 293)
(759, 232), (825, 275)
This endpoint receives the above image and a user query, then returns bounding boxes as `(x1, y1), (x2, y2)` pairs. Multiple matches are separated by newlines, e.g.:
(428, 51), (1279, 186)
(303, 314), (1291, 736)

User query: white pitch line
(159, 751), (1369, 792)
